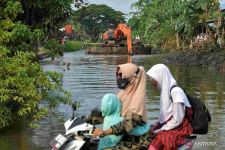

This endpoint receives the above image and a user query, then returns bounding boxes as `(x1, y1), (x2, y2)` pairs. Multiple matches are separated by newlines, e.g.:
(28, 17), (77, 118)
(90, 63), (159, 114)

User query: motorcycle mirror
(72, 102), (77, 111)
(71, 101), (80, 120)
(72, 101), (80, 111)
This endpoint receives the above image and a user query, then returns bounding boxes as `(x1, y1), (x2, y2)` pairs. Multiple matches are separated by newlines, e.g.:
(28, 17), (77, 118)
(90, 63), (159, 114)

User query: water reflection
(0, 50), (224, 149)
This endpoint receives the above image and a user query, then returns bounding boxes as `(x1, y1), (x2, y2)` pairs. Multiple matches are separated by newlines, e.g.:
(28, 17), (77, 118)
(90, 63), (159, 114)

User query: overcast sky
(221, 0), (225, 9)
(87, 0), (138, 19)
(86, 0), (225, 17)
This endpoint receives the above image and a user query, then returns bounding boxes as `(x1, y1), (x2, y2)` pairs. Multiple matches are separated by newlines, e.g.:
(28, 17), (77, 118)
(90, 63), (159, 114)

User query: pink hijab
(117, 63), (147, 122)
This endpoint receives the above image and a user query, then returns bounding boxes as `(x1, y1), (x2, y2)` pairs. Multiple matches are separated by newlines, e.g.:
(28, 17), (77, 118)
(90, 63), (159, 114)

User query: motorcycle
(50, 102), (197, 150)
(50, 102), (99, 150)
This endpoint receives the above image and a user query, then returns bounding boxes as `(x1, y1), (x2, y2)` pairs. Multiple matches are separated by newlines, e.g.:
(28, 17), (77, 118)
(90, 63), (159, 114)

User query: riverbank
(63, 40), (83, 52)
(37, 40), (83, 60)
(155, 48), (225, 72)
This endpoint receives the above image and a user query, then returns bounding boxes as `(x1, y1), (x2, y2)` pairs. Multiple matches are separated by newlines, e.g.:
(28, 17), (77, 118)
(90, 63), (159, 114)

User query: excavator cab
(101, 23), (132, 55)
(102, 29), (114, 41)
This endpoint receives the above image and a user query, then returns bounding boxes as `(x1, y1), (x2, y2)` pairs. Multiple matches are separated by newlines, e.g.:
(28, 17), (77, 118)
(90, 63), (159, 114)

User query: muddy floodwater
(0, 50), (224, 149)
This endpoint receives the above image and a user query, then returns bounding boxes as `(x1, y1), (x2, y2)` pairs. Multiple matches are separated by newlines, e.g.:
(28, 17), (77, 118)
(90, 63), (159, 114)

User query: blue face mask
(116, 78), (129, 89)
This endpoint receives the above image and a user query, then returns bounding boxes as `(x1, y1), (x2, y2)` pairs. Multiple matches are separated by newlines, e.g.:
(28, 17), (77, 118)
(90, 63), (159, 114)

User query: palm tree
(130, 0), (221, 49)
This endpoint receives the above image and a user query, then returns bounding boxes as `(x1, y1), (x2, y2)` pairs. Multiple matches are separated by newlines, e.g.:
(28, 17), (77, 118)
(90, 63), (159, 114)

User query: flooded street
(0, 50), (225, 149)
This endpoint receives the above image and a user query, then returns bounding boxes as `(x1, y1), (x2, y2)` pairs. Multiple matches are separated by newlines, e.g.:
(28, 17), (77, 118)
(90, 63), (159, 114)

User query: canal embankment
(151, 48), (225, 72)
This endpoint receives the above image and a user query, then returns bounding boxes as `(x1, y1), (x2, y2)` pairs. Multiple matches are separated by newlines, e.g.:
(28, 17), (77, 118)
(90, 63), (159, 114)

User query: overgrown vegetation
(0, 49), (71, 128)
(44, 39), (64, 60)
(0, 0), (91, 129)
(129, 0), (222, 50)
(64, 40), (83, 52)
(16, 0), (87, 38)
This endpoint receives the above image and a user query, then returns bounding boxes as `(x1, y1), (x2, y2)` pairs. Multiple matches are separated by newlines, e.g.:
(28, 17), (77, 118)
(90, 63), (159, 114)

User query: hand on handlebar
(93, 128), (104, 138)
(149, 125), (156, 139)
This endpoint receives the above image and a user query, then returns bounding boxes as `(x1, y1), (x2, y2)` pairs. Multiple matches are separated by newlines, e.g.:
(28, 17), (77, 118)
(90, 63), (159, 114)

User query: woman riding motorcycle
(93, 63), (150, 150)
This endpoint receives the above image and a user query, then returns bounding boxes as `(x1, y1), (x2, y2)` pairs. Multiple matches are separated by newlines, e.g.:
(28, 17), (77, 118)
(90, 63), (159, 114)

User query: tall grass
(64, 40), (83, 52)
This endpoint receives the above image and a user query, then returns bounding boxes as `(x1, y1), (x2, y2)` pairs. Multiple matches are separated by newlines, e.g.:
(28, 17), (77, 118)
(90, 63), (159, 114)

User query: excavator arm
(114, 23), (132, 55)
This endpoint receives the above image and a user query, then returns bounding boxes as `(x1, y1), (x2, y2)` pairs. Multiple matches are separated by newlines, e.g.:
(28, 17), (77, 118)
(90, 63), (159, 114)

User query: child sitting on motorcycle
(93, 63), (150, 150)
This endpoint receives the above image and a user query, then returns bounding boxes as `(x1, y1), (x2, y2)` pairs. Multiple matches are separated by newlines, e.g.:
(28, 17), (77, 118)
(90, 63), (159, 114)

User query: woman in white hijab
(146, 64), (193, 150)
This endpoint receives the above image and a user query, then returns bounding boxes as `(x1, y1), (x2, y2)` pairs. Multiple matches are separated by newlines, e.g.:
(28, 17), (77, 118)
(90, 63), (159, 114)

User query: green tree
(0, 1), (71, 129)
(73, 4), (125, 41)
(128, 16), (141, 41)
(130, 0), (220, 50)
(195, 0), (220, 46)
(71, 18), (90, 41)
(16, 0), (87, 38)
